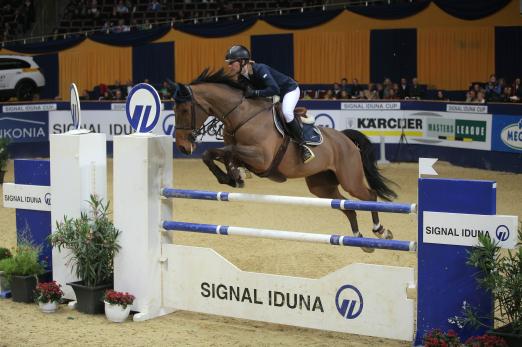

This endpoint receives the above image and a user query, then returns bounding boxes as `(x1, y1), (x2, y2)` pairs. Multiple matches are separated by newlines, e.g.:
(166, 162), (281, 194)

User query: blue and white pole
(161, 188), (416, 214)
(162, 220), (417, 252)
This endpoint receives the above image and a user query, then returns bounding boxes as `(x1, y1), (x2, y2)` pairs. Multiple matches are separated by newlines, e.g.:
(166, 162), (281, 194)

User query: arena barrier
(111, 134), (513, 344)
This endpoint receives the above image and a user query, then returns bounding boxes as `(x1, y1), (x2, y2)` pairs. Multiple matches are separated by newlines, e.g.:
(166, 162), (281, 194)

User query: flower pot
(489, 324), (522, 347)
(68, 281), (112, 314)
(10, 274), (37, 303)
(0, 270), (10, 292)
(38, 301), (59, 313)
(104, 301), (131, 323)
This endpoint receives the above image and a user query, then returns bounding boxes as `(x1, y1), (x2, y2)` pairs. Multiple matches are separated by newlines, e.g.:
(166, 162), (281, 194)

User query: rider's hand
(244, 86), (257, 98)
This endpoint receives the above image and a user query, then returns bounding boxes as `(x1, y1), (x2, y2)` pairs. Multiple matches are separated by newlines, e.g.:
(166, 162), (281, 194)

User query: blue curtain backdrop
(33, 53), (59, 99)
(263, 9), (342, 30)
(89, 25), (171, 46)
(433, 0), (511, 20)
(495, 26), (522, 82)
(348, 0), (430, 19)
(251, 34), (294, 78)
(175, 18), (256, 37)
(370, 29), (417, 83)
(132, 41), (174, 85)
(5, 35), (85, 54)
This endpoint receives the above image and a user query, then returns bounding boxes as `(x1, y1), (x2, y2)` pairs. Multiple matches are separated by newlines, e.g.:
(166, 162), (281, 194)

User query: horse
(173, 69), (398, 251)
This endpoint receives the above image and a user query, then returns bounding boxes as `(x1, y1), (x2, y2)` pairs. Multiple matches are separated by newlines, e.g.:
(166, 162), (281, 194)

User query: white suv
(0, 55), (45, 101)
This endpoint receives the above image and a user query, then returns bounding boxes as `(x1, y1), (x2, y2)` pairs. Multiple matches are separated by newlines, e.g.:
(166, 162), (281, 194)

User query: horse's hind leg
(333, 152), (393, 240)
(305, 171), (375, 253)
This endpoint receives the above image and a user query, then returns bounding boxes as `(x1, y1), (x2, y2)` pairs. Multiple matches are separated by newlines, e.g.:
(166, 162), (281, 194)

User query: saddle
(273, 105), (324, 146)
(248, 105), (323, 181)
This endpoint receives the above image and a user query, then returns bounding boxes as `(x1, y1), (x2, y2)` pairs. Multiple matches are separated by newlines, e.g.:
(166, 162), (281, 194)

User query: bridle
(175, 84), (245, 141)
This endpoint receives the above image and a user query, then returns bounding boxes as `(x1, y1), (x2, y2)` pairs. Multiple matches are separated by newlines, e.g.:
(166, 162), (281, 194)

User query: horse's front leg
(202, 147), (234, 186)
(202, 147), (243, 188)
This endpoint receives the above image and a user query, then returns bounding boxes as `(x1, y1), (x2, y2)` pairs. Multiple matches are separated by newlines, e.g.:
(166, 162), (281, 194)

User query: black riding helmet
(225, 45), (251, 63)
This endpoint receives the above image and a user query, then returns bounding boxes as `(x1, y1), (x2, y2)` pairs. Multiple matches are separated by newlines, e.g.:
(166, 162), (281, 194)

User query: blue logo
(315, 113), (335, 129)
(44, 193), (51, 206)
(335, 284), (363, 319)
(495, 225), (510, 242)
(162, 113), (175, 137)
(125, 83), (161, 133)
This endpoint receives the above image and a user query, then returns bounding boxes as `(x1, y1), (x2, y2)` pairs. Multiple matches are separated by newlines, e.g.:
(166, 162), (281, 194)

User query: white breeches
(282, 87), (300, 123)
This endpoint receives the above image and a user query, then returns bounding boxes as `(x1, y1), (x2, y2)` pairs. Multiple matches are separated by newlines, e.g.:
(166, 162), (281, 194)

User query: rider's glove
(244, 86), (258, 98)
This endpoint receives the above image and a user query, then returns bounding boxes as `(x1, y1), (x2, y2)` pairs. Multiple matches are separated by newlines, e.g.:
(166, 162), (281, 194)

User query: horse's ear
(173, 83), (192, 103)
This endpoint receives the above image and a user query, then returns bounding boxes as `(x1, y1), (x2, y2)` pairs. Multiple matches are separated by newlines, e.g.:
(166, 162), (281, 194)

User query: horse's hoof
(353, 231), (375, 253)
(361, 246), (375, 253)
(373, 225), (393, 240)
(236, 179), (245, 188)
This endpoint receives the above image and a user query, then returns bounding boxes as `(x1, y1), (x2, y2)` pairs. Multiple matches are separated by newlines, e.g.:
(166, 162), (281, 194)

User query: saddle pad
(273, 108), (323, 146)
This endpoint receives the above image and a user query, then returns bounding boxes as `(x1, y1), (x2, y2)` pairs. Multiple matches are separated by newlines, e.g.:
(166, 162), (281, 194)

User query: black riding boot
(286, 118), (315, 164)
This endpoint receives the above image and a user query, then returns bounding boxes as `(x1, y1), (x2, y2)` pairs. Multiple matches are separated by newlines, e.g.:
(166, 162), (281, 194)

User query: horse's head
(173, 83), (206, 155)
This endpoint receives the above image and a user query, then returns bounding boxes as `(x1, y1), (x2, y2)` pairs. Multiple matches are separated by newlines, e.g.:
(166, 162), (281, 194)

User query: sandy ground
(0, 159), (520, 347)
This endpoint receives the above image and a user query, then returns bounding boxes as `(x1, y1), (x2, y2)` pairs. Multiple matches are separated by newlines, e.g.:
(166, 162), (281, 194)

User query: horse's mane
(191, 68), (245, 91)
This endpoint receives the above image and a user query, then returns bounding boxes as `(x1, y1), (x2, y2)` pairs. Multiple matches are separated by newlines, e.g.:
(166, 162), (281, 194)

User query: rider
(225, 44), (315, 164)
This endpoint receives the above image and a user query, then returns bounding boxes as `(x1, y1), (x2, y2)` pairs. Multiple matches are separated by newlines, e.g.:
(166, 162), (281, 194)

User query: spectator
(350, 78), (362, 98)
(512, 78), (521, 97)
(323, 90), (335, 100)
(114, 0), (129, 17)
(409, 77), (425, 100)
(475, 91), (485, 103)
(87, 0), (100, 18)
(338, 90), (350, 99)
(397, 77), (409, 99)
(139, 19), (152, 30)
(382, 78), (392, 98)
(159, 81), (172, 99)
(500, 86), (513, 103)
(113, 89), (124, 101)
(112, 19), (130, 33)
(148, 0), (161, 11)
(102, 20), (112, 32)
(375, 83), (384, 99)
(384, 88), (398, 100)
(435, 90), (449, 101)
(125, 80), (133, 96)
(99, 90), (112, 101)
(466, 90), (476, 103)
(333, 83), (341, 98)
(340, 78), (348, 93)
(485, 74), (501, 101)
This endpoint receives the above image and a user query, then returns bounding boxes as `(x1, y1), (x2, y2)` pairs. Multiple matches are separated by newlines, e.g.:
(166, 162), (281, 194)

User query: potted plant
(0, 247), (13, 293)
(34, 281), (63, 313)
(460, 226), (522, 346)
(0, 242), (46, 302)
(0, 137), (9, 184)
(49, 195), (121, 314)
(103, 290), (135, 323)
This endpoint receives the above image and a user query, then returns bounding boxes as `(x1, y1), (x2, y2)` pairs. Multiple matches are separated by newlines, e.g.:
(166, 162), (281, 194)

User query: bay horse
(173, 69), (397, 251)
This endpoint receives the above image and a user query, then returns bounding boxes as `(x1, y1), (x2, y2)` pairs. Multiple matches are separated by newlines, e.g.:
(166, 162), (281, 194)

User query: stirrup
(301, 145), (315, 164)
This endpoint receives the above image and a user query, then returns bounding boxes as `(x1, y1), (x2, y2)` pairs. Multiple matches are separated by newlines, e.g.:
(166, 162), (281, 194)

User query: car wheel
(15, 81), (36, 101)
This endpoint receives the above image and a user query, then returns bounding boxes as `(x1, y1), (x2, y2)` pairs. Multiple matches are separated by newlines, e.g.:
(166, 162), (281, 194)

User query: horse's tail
(341, 129), (398, 201)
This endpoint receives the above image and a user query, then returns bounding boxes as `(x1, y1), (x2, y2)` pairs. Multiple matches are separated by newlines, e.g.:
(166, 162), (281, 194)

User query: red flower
(103, 290), (135, 309)
(34, 281), (63, 304)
